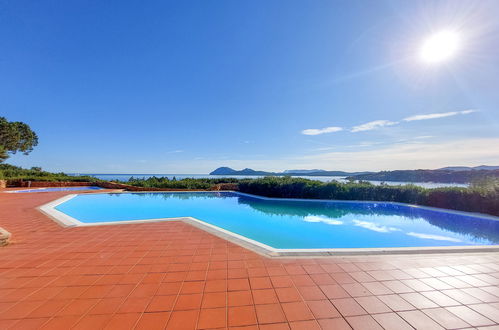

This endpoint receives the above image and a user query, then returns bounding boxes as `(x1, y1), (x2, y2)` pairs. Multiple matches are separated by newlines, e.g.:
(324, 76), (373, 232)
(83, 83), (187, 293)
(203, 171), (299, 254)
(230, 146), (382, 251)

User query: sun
(420, 30), (460, 63)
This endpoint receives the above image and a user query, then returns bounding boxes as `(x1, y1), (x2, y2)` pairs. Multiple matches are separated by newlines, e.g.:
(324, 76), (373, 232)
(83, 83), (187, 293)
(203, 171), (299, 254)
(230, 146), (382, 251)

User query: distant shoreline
(68, 173), (468, 189)
(208, 166), (499, 184)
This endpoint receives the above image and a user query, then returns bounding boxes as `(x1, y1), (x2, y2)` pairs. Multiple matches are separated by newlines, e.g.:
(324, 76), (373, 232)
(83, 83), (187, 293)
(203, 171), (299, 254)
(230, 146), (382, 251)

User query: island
(209, 167), (371, 176)
(348, 168), (499, 183)
(210, 166), (499, 184)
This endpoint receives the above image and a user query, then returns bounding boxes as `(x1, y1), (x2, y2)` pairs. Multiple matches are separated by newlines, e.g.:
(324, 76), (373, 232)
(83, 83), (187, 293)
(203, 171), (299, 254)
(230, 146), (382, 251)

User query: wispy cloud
(301, 126), (343, 135)
(314, 141), (383, 151)
(302, 109), (478, 136)
(351, 120), (398, 132)
(407, 232), (461, 242)
(296, 137), (499, 171)
(352, 220), (400, 233)
(109, 137), (499, 174)
(304, 216), (343, 225)
(403, 109), (477, 122)
(166, 150), (184, 154)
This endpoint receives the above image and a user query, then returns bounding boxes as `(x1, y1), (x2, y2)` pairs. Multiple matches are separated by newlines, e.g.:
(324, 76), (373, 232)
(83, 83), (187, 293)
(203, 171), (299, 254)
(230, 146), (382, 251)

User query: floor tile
(346, 315), (383, 330)
(289, 319), (321, 330)
(281, 301), (314, 322)
(255, 303), (286, 324)
(398, 310), (444, 329)
(228, 305), (257, 327)
(331, 298), (367, 317)
(174, 294), (203, 311)
(167, 310), (200, 329)
(202, 292), (227, 309)
(306, 300), (341, 319)
(252, 289), (278, 305)
(135, 312), (170, 330)
(104, 312), (141, 329)
(198, 307), (227, 329)
(354, 296), (391, 314)
(372, 312), (413, 330)
(422, 307), (471, 329)
(317, 317), (352, 330)
(446, 305), (495, 327)
(146, 294), (177, 312)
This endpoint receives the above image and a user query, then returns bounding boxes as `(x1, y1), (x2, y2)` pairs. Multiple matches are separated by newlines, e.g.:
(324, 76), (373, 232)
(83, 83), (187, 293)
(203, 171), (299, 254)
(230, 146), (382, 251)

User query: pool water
(55, 192), (499, 249)
(12, 186), (102, 193)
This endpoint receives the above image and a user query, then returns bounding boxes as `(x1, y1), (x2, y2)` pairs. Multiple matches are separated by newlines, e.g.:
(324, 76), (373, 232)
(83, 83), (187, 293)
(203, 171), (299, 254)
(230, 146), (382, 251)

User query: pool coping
(38, 190), (499, 257)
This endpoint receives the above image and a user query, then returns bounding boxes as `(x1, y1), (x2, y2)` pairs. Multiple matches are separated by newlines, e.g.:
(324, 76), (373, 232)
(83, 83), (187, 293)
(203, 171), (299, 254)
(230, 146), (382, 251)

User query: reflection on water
(107, 191), (499, 244)
(406, 232), (461, 243)
(303, 215), (343, 225)
(352, 220), (401, 233)
(235, 193), (499, 244)
(73, 173), (469, 188)
(60, 191), (499, 248)
(109, 191), (228, 200)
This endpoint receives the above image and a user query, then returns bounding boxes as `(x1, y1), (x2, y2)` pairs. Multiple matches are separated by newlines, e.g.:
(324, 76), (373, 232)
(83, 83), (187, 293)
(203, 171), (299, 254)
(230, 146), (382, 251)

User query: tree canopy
(0, 117), (38, 162)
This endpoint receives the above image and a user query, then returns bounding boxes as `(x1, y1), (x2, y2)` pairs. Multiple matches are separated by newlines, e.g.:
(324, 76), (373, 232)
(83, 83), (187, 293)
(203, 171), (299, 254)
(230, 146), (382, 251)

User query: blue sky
(2, 0), (499, 173)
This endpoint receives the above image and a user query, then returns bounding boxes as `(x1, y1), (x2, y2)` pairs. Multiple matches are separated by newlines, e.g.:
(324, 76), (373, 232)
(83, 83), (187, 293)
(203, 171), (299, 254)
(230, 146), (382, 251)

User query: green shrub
(124, 176), (241, 190)
(4, 164), (498, 217)
(0, 164), (100, 182)
(238, 177), (499, 216)
(120, 175), (499, 216)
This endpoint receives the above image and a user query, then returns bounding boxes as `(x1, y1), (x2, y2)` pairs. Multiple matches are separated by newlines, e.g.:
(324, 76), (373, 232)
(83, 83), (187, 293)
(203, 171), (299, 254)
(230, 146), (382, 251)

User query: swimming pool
(11, 186), (103, 193)
(44, 191), (499, 253)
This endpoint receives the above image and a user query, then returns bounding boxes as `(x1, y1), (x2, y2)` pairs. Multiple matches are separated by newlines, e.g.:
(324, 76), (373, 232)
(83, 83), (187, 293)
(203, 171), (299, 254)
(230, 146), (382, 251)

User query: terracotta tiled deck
(1, 191), (499, 329)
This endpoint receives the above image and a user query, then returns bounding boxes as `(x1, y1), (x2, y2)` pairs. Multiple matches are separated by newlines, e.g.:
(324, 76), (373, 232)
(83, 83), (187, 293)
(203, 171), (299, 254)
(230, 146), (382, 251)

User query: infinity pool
(54, 192), (499, 249)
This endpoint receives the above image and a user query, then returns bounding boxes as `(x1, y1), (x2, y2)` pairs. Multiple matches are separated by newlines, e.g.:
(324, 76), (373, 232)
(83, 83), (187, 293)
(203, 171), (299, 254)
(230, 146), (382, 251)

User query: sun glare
(420, 30), (460, 63)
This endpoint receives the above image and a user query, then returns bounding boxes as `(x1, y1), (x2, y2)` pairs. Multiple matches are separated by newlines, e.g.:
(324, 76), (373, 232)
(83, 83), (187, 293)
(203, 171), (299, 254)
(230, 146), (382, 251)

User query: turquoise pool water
(55, 192), (499, 249)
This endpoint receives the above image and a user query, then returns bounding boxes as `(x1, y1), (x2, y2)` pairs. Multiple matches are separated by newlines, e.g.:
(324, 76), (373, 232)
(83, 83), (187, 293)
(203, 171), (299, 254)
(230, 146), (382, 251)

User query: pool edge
(71, 189), (499, 222)
(37, 191), (499, 258)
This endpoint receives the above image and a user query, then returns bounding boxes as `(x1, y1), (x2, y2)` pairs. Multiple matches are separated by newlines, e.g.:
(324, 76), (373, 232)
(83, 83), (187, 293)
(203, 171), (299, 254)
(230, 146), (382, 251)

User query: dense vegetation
(3, 164), (498, 216)
(349, 169), (499, 183)
(237, 176), (499, 216)
(0, 164), (99, 182)
(125, 176), (240, 189)
(0, 117), (38, 162)
(123, 175), (499, 216)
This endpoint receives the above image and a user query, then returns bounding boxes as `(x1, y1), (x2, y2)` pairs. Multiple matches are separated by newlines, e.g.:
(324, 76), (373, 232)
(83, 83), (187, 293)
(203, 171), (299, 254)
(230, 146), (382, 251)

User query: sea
(68, 173), (468, 189)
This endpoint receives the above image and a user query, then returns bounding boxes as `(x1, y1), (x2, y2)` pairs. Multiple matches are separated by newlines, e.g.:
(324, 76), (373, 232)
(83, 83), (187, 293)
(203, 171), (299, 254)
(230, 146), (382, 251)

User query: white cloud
(58, 137), (499, 174)
(403, 109), (477, 122)
(352, 220), (400, 233)
(304, 215), (343, 225)
(301, 126), (343, 135)
(295, 138), (499, 172)
(407, 232), (461, 242)
(351, 120), (398, 132)
(163, 137), (499, 173)
(303, 110), (478, 137)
